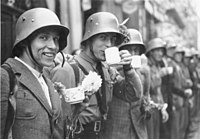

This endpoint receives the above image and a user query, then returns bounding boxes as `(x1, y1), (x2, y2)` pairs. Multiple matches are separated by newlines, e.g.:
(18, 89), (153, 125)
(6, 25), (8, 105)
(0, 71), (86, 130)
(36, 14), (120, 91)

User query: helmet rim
(14, 25), (69, 51)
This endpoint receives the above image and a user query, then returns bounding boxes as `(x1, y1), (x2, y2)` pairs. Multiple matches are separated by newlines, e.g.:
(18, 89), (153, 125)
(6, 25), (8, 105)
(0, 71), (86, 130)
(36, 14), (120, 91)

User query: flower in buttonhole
(54, 82), (66, 98)
(81, 71), (102, 93)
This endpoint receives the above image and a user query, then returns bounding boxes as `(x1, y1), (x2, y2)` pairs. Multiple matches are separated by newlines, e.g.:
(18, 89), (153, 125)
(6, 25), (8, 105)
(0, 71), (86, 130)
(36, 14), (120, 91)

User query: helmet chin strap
(60, 51), (65, 67)
(89, 43), (100, 63)
(28, 44), (43, 70)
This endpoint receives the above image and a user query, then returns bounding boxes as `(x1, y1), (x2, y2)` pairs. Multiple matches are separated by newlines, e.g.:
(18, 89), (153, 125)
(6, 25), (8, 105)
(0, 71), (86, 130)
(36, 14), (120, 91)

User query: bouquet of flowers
(54, 82), (66, 98)
(81, 71), (102, 93)
(54, 71), (102, 104)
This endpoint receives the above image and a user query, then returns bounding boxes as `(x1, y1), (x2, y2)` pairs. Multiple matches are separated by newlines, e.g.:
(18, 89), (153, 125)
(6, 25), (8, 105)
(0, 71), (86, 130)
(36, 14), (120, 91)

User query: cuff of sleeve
(123, 64), (133, 72)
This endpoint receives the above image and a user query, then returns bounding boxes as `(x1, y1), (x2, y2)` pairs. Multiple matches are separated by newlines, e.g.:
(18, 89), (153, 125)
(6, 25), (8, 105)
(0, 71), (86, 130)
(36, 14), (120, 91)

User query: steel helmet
(146, 38), (166, 55)
(14, 8), (69, 52)
(166, 40), (177, 49)
(118, 29), (145, 54)
(183, 48), (190, 57)
(190, 48), (199, 56)
(81, 12), (125, 45)
(174, 45), (185, 54)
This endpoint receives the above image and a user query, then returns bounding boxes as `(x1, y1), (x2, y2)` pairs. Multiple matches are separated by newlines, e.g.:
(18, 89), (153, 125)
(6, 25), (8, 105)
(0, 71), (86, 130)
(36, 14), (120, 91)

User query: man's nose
(47, 38), (58, 50)
(105, 39), (112, 48)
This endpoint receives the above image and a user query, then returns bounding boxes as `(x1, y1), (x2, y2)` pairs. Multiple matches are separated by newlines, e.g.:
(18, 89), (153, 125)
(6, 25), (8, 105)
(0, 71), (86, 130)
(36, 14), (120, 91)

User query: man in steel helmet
(77, 12), (143, 139)
(51, 12), (142, 139)
(163, 45), (187, 139)
(145, 38), (169, 139)
(159, 39), (177, 139)
(103, 28), (148, 139)
(119, 29), (146, 55)
(176, 47), (193, 139)
(118, 29), (149, 96)
(1, 8), (69, 139)
(185, 50), (200, 139)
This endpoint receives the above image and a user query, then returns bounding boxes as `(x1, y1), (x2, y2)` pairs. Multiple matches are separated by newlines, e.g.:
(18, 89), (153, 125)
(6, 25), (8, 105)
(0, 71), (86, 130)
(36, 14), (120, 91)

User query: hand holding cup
(119, 50), (132, 65)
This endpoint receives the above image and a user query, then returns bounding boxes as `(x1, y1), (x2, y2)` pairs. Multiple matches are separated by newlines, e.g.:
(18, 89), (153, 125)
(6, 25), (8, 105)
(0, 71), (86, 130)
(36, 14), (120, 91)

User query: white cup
(105, 47), (121, 65)
(131, 55), (141, 68)
(167, 67), (173, 74)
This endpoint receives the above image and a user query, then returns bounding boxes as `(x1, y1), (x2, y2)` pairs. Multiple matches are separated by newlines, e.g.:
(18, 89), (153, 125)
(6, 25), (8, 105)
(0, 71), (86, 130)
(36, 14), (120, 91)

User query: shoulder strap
(1, 63), (17, 139)
(69, 63), (80, 86)
(2, 64), (16, 95)
(74, 60), (89, 75)
(74, 60), (107, 114)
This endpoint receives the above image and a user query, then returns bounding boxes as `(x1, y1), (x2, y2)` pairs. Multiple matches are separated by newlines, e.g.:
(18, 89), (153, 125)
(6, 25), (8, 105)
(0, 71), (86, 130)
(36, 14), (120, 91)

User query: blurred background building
(1, 0), (200, 63)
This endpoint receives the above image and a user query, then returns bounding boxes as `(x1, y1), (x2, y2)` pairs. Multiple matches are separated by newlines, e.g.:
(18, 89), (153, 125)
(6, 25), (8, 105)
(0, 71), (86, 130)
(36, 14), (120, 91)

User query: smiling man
(1, 8), (69, 139)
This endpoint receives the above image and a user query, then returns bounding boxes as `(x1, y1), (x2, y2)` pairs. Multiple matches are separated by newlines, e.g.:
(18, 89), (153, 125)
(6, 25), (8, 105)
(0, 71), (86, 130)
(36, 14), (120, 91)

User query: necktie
(96, 62), (107, 114)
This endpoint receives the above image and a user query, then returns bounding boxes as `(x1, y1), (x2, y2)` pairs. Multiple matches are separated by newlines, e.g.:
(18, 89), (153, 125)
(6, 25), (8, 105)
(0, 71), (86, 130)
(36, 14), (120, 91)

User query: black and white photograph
(1, 0), (200, 139)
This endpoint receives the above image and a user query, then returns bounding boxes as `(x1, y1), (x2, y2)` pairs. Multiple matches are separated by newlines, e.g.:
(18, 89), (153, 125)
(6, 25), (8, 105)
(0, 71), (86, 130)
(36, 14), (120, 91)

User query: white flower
(54, 71), (102, 104)
(81, 71), (102, 93)
(54, 82), (66, 98)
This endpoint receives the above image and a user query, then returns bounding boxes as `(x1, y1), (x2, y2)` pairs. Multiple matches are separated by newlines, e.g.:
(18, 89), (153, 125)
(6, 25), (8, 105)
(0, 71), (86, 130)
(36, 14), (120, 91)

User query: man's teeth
(44, 53), (54, 57)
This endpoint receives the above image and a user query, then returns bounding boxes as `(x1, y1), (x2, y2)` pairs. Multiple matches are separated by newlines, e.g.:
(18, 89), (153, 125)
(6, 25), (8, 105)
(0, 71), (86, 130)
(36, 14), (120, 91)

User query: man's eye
(111, 36), (117, 42)
(99, 35), (106, 40)
(133, 46), (139, 51)
(111, 36), (117, 45)
(40, 35), (48, 40)
(54, 37), (60, 41)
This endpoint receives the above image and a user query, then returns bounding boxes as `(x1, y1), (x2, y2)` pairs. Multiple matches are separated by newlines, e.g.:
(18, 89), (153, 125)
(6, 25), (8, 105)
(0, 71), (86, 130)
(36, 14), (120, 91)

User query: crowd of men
(1, 7), (200, 139)
(145, 37), (200, 139)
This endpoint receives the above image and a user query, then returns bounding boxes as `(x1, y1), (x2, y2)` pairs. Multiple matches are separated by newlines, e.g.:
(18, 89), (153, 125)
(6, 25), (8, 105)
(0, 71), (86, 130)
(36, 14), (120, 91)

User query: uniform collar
(76, 51), (98, 70)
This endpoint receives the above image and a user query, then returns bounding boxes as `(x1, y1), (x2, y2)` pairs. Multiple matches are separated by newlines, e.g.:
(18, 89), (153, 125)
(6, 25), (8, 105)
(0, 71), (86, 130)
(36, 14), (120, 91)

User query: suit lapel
(43, 76), (61, 118)
(7, 59), (53, 116)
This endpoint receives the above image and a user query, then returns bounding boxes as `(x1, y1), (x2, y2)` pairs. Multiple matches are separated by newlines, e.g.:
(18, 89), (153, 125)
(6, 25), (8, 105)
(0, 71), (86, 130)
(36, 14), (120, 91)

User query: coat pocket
(15, 89), (37, 120)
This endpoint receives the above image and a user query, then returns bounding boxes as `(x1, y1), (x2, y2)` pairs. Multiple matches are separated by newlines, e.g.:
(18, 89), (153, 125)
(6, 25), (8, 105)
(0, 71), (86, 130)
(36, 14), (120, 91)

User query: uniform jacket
(169, 60), (190, 109)
(1, 58), (66, 139)
(102, 63), (146, 139)
(105, 96), (147, 139)
(173, 61), (190, 90)
(147, 58), (164, 104)
(47, 51), (142, 126)
(75, 52), (142, 124)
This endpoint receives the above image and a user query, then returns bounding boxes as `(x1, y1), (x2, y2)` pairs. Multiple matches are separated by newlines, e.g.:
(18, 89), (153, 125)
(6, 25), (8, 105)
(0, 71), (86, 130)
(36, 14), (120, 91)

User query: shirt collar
(76, 52), (97, 70)
(15, 57), (43, 78)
